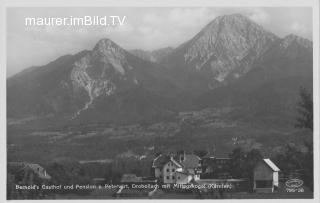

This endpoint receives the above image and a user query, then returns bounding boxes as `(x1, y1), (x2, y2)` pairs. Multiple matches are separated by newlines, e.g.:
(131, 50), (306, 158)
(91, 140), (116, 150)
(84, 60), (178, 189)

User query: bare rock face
(7, 36), (180, 122)
(92, 39), (133, 75)
(70, 39), (137, 118)
(161, 14), (279, 92)
(280, 34), (312, 50)
(183, 14), (278, 82)
(259, 34), (313, 64)
(70, 56), (116, 118)
(276, 34), (313, 59)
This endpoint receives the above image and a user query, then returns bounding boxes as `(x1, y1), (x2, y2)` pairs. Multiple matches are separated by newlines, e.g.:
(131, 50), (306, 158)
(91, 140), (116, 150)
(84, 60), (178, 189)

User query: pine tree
(295, 87), (313, 130)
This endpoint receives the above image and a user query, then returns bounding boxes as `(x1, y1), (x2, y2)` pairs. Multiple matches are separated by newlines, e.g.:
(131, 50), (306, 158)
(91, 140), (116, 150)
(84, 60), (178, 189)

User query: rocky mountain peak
(87, 38), (133, 77)
(69, 38), (133, 118)
(281, 34), (312, 50)
(182, 13), (278, 83)
(94, 38), (120, 51)
(211, 13), (253, 26)
(199, 13), (272, 37)
(92, 39), (127, 70)
(7, 13), (313, 125)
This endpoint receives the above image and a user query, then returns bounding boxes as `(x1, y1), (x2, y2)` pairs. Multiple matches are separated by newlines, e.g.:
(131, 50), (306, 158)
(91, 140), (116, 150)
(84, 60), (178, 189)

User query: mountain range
(7, 13), (313, 125)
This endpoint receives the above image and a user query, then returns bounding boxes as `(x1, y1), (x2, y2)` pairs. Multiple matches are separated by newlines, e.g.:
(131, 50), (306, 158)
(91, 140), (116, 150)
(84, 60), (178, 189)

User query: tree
(295, 87), (313, 130)
(229, 147), (262, 192)
(193, 149), (208, 158)
(294, 86), (313, 191)
(273, 142), (313, 191)
(273, 143), (305, 174)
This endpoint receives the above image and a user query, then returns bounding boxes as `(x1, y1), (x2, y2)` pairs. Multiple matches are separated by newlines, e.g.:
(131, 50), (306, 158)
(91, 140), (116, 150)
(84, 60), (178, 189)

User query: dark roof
(8, 162), (51, 180)
(263, 159), (280, 172)
(25, 164), (51, 179)
(152, 155), (184, 168)
(152, 154), (170, 168)
(180, 154), (200, 169)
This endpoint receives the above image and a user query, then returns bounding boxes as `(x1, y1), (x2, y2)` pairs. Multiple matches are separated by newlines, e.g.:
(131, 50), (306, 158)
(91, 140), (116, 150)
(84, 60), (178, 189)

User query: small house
(253, 158), (280, 193)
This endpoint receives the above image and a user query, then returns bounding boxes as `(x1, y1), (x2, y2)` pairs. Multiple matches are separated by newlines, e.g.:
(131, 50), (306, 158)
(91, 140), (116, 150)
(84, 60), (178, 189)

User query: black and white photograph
(3, 0), (319, 201)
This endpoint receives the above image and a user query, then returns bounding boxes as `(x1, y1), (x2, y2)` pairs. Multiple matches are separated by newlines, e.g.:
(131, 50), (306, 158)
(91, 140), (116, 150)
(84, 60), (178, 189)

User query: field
(7, 107), (311, 164)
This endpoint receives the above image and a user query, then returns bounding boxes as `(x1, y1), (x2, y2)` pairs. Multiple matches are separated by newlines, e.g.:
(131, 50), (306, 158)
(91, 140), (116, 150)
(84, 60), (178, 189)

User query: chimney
(180, 150), (185, 162)
(169, 152), (174, 159)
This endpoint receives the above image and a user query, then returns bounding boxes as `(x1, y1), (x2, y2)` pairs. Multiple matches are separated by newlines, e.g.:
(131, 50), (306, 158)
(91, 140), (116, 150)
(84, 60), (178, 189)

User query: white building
(162, 157), (183, 184)
(152, 153), (201, 184)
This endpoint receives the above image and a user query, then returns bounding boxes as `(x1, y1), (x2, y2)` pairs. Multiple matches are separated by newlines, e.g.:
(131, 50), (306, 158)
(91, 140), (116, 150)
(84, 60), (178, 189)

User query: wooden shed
(253, 158), (280, 193)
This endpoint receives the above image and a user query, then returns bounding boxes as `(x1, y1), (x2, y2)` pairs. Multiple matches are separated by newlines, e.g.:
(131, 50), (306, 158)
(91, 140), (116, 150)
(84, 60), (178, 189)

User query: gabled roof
(8, 162), (51, 180)
(152, 154), (170, 168)
(25, 163), (51, 179)
(170, 157), (183, 168)
(152, 155), (183, 168)
(263, 159), (280, 172)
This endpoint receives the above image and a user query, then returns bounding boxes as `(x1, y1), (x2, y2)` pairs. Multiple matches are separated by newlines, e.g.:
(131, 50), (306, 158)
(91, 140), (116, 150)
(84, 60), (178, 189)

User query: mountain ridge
(7, 13), (313, 125)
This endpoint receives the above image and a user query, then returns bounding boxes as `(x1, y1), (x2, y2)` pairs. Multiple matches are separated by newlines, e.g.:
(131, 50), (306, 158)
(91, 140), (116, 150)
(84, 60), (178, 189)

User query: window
(178, 176), (180, 179)
(172, 176), (175, 179)
(166, 176), (169, 179)
(172, 169), (175, 172)
(167, 169), (169, 172)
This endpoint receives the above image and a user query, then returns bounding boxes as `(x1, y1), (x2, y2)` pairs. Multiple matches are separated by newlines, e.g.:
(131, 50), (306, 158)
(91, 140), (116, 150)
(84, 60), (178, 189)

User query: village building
(175, 168), (195, 184)
(8, 162), (51, 181)
(179, 153), (201, 174)
(24, 163), (51, 180)
(161, 157), (183, 184)
(253, 158), (280, 193)
(152, 153), (281, 193)
(7, 162), (52, 199)
(120, 174), (143, 183)
(200, 156), (232, 179)
(152, 153), (201, 184)
(151, 154), (170, 180)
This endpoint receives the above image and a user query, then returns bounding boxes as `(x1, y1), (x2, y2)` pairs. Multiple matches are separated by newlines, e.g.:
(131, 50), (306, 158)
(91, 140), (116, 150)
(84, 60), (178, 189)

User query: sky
(7, 7), (313, 77)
